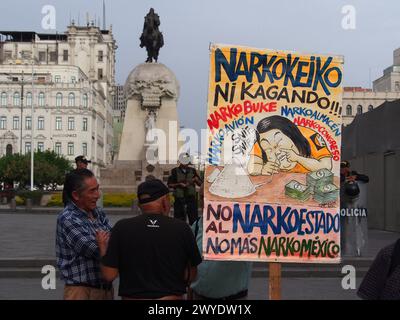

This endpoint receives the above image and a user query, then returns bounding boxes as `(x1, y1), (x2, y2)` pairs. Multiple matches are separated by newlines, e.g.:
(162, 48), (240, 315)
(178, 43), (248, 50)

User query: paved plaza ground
(0, 211), (398, 300)
(1, 211), (398, 259)
(0, 277), (363, 300)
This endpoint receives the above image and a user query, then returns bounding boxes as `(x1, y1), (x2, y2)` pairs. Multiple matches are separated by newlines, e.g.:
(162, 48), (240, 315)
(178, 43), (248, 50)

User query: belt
(194, 289), (248, 300)
(66, 283), (113, 291)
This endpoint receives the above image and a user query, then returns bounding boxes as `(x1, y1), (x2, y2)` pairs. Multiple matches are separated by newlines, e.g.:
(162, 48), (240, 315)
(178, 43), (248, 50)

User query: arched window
(6, 144), (12, 156)
(38, 92), (45, 107)
(13, 92), (20, 106)
(346, 105), (352, 116)
(26, 92), (32, 107)
(83, 94), (88, 108)
(1, 92), (7, 107)
(56, 93), (63, 107)
(357, 105), (363, 115)
(368, 105), (373, 112)
(68, 93), (75, 107)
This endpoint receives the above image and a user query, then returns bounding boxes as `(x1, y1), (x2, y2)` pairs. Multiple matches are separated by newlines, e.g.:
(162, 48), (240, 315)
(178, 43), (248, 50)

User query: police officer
(168, 153), (202, 225)
(75, 155), (91, 170)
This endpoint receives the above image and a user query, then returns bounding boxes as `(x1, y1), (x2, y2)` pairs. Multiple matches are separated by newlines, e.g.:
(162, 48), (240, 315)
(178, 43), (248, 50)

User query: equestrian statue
(140, 8), (164, 63)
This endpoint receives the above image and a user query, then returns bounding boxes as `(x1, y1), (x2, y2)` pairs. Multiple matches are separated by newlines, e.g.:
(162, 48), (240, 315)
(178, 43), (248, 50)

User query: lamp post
(20, 71), (24, 154)
(30, 64), (34, 191)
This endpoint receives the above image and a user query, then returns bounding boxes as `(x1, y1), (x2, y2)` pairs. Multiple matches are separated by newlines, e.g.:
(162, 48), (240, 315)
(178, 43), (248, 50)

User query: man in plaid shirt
(56, 169), (113, 300)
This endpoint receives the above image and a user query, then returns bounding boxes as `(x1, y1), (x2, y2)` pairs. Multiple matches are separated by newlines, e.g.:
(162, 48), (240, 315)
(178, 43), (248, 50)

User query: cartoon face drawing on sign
(248, 116), (333, 176)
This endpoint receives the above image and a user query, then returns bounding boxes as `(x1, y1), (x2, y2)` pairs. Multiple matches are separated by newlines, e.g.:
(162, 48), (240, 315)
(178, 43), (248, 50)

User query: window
(82, 142), (87, 156)
(71, 76), (76, 83)
(25, 142), (31, 154)
(68, 117), (75, 131)
(56, 93), (63, 107)
(21, 50), (32, 59)
(13, 92), (20, 106)
(346, 105), (352, 116)
(98, 68), (103, 80)
(63, 50), (68, 62)
(26, 92), (32, 106)
(55, 117), (62, 130)
(39, 51), (46, 62)
(67, 142), (74, 156)
(6, 144), (12, 155)
(368, 105), (374, 112)
(49, 51), (57, 62)
(55, 75), (61, 83)
(38, 116), (44, 130)
(13, 116), (19, 130)
(37, 142), (44, 152)
(4, 51), (12, 60)
(83, 94), (88, 108)
(68, 93), (75, 107)
(357, 105), (363, 115)
(83, 117), (88, 131)
(25, 116), (31, 130)
(98, 50), (103, 62)
(396, 81), (400, 91)
(0, 116), (6, 129)
(38, 92), (45, 107)
(1, 92), (7, 106)
(55, 142), (62, 155)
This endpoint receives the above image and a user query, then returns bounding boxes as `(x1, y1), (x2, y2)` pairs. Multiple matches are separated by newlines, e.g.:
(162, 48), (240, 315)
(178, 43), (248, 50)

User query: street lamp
(20, 70), (24, 154)
(30, 64), (35, 191)
(17, 68), (35, 190)
(15, 65), (35, 190)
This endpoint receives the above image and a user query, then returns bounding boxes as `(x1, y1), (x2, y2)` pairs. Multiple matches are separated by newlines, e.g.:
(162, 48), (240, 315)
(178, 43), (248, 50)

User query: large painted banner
(204, 44), (343, 263)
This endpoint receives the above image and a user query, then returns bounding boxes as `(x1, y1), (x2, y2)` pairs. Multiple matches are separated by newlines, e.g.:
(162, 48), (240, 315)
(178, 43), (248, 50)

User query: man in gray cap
(97, 179), (202, 300)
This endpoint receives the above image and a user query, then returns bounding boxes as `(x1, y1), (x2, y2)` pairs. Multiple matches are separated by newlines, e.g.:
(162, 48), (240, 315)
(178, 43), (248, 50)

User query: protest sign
(204, 44), (343, 263)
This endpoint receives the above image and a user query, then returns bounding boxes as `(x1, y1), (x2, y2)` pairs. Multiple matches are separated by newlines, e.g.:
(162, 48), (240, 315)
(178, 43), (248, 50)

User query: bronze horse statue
(140, 8), (164, 63)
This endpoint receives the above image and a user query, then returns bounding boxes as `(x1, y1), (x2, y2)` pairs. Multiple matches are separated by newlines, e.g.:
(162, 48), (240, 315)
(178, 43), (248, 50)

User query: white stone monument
(119, 63), (180, 163)
(100, 63), (180, 192)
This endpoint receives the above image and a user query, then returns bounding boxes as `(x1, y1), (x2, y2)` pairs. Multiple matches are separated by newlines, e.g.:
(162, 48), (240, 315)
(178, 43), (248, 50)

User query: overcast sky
(1, 0), (400, 132)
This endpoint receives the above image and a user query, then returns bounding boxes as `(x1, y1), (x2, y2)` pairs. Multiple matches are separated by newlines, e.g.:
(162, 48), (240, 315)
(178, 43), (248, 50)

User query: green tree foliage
(0, 151), (73, 190)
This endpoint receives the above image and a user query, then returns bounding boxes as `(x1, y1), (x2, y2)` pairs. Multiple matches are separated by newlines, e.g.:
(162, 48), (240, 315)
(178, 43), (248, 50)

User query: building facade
(373, 48), (400, 92)
(112, 84), (126, 119)
(342, 87), (400, 126)
(342, 47), (400, 126)
(0, 23), (116, 176)
(111, 84), (126, 161)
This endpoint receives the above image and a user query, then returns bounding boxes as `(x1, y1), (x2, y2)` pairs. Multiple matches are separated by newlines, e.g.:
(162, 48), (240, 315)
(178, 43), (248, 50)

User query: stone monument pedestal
(100, 160), (177, 193)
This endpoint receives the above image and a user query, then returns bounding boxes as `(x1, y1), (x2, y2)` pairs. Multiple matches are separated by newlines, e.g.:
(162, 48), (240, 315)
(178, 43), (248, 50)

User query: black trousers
(174, 196), (198, 225)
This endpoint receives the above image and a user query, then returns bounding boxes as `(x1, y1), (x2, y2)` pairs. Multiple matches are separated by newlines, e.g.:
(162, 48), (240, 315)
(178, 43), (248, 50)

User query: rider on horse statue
(140, 8), (164, 63)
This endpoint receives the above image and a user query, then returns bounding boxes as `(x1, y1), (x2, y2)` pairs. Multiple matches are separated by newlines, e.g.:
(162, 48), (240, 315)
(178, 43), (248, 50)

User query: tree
(0, 153), (29, 187)
(34, 151), (72, 189)
(0, 151), (73, 190)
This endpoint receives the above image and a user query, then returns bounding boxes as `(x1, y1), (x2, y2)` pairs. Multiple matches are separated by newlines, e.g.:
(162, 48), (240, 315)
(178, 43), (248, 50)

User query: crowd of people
(55, 154), (252, 300)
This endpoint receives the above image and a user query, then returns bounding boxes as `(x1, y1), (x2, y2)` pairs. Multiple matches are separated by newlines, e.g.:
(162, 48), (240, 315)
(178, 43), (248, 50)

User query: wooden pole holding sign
(269, 262), (282, 300)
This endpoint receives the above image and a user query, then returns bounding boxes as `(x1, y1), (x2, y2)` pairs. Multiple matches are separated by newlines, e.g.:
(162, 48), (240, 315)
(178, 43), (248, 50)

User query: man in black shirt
(97, 179), (202, 300)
